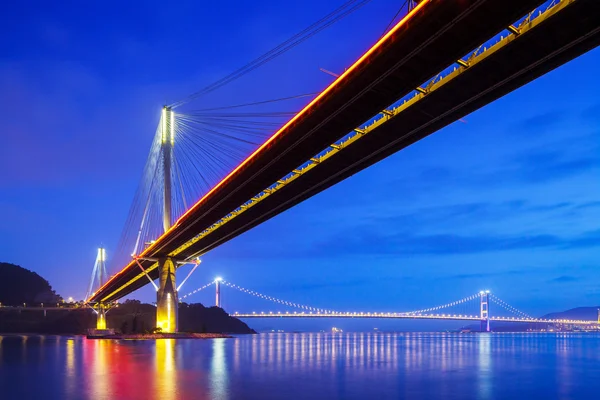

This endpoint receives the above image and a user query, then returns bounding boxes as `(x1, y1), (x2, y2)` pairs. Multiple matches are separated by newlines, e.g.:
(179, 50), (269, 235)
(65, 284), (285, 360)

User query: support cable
(169, 0), (373, 108)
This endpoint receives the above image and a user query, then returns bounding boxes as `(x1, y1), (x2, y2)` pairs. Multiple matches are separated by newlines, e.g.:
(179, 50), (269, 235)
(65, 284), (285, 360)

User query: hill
(542, 306), (600, 321)
(108, 300), (256, 334)
(0, 262), (62, 306)
(0, 262), (255, 334)
(460, 306), (600, 332)
(0, 300), (255, 334)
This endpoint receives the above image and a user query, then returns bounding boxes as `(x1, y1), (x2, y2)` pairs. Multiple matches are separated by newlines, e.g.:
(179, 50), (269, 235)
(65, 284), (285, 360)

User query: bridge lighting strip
(221, 280), (335, 313)
(230, 312), (597, 325)
(98, 262), (159, 302)
(169, 0), (570, 258)
(180, 281), (215, 300)
(95, 0), (574, 303)
(404, 293), (480, 315)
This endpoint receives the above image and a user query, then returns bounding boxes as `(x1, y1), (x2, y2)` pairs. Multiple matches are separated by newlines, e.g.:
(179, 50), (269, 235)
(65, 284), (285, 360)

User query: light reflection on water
(1, 333), (600, 399)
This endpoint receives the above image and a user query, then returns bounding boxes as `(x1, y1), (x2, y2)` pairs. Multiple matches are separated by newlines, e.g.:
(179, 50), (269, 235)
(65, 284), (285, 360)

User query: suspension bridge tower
(155, 106), (179, 333)
(480, 290), (490, 332)
(215, 277), (222, 308)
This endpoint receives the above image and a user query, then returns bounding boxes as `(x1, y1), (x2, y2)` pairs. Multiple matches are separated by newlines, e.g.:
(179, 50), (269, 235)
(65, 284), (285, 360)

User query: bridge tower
(480, 290), (490, 332)
(156, 106), (179, 333)
(215, 277), (222, 308)
(87, 248), (109, 329)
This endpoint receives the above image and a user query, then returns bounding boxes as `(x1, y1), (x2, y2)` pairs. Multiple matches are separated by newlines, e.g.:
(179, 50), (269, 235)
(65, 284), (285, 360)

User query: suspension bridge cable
(489, 294), (532, 319)
(169, 0), (373, 108)
(189, 92), (318, 112)
(404, 293), (481, 315)
(220, 280), (336, 313)
(180, 281), (215, 300)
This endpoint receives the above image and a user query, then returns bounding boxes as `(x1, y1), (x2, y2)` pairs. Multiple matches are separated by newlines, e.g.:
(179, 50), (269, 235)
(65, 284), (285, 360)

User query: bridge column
(156, 257), (178, 333)
(97, 306), (107, 330)
(215, 277), (222, 308)
(480, 291), (490, 332)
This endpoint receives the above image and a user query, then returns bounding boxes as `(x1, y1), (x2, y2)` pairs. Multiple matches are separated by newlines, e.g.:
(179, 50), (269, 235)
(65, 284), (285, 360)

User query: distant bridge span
(232, 312), (598, 326)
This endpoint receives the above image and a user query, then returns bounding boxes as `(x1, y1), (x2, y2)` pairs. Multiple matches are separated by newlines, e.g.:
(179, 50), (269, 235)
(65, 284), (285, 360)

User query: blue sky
(1, 0), (599, 330)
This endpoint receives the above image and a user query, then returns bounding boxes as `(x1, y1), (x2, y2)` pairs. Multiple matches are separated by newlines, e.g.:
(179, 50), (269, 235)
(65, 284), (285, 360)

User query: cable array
(404, 293), (481, 315)
(180, 281), (215, 300)
(170, 0), (373, 108)
(221, 280), (335, 313)
(107, 106), (289, 273)
(489, 294), (532, 319)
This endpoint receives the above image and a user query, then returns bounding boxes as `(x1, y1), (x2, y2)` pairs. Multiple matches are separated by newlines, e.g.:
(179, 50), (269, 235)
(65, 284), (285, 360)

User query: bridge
(177, 278), (600, 331)
(84, 0), (600, 333)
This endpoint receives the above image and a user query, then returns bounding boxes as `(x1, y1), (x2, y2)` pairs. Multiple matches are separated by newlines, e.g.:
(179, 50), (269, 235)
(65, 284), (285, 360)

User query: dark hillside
(0, 262), (62, 306)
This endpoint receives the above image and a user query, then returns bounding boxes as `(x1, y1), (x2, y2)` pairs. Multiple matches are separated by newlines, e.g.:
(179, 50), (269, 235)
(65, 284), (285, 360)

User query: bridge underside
(88, 0), (600, 304)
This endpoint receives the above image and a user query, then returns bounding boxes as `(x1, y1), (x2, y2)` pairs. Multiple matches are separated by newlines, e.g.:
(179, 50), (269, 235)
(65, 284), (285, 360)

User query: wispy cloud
(550, 275), (580, 283)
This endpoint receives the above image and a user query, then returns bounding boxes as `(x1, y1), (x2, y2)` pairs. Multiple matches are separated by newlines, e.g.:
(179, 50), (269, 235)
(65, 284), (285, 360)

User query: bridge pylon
(86, 248), (113, 330)
(480, 291), (490, 332)
(156, 257), (179, 332)
(154, 107), (179, 333)
(161, 106), (174, 233)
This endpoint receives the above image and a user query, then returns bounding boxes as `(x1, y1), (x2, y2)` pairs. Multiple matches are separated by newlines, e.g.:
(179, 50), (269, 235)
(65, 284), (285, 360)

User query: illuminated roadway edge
(232, 312), (599, 325)
(88, 0), (599, 303)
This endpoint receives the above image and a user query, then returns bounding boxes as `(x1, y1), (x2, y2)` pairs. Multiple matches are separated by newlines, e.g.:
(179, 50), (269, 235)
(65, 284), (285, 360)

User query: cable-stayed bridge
(84, 0), (600, 333)
(181, 279), (600, 330)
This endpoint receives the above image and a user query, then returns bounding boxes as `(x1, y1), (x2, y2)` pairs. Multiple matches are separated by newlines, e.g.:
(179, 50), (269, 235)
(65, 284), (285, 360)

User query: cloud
(581, 103), (600, 124)
(307, 227), (600, 258)
(215, 197), (600, 261)
(510, 110), (566, 136)
(441, 270), (524, 280)
(511, 149), (598, 184)
(550, 275), (580, 283)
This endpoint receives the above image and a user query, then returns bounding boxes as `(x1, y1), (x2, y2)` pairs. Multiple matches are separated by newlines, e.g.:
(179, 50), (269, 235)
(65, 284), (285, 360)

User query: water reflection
(477, 334), (492, 400)
(155, 339), (177, 400)
(1, 333), (600, 399)
(90, 339), (109, 400)
(210, 339), (228, 400)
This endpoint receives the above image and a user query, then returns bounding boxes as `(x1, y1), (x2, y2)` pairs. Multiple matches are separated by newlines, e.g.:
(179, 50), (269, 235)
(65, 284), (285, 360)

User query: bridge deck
(232, 312), (599, 325)
(88, 0), (600, 303)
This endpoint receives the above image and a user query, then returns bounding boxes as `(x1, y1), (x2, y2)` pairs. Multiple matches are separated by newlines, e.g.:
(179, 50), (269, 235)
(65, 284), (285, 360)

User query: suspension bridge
(82, 0), (600, 333)
(179, 278), (600, 331)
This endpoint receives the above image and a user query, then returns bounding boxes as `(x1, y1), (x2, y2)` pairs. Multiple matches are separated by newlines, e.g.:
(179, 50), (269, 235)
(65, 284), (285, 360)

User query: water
(1, 333), (600, 399)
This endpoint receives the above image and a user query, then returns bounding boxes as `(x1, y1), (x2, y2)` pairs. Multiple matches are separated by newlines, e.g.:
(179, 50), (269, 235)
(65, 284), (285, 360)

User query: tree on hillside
(0, 262), (62, 306)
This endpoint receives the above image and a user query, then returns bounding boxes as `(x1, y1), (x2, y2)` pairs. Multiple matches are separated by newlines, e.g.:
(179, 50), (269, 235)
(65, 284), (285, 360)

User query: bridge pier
(480, 291), (490, 332)
(156, 257), (178, 333)
(97, 307), (107, 330)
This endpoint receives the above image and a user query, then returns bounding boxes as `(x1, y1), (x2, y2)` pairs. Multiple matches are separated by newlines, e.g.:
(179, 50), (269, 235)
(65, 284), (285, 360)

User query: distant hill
(461, 306), (600, 332)
(0, 262), (62, 306)
(542, 307), (600, 321)
(107, 300), (256, 334)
